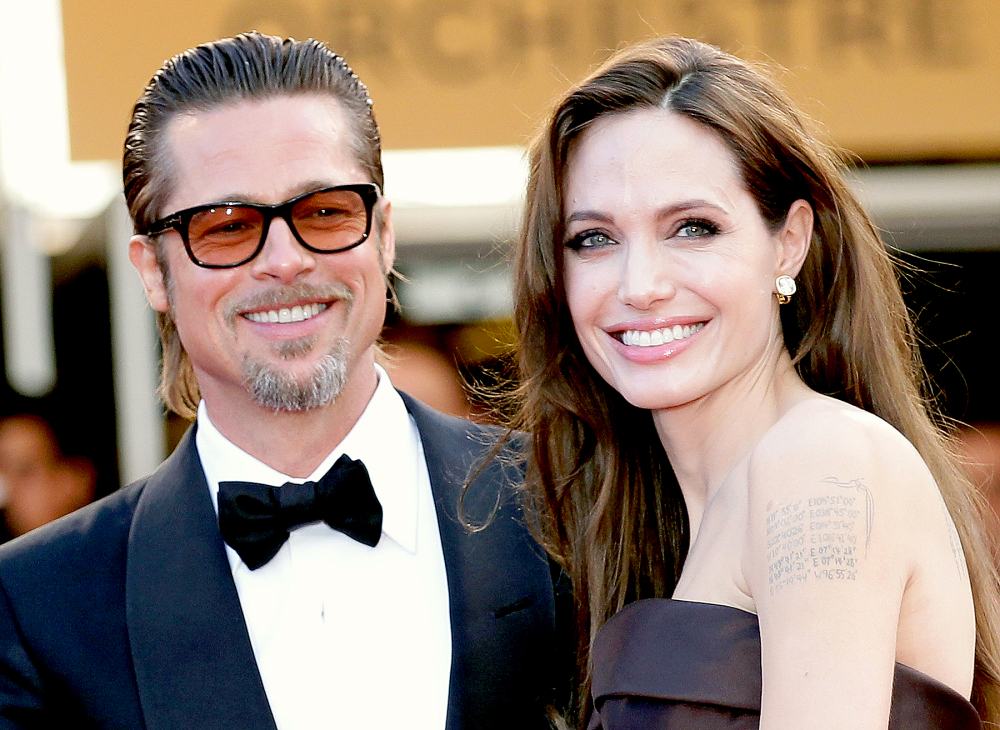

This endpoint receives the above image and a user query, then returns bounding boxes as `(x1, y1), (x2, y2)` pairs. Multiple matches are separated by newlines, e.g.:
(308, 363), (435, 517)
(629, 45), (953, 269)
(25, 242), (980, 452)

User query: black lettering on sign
(322, 2), (395, 64)
(218, 0), (977, 86)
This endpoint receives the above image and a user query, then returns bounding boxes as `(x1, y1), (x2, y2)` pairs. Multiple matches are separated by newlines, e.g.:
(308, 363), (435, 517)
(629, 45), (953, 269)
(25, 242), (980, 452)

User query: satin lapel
(125, 428), (277, 730)
(402, 393), (536, 730)
(401, 394), (479, 730)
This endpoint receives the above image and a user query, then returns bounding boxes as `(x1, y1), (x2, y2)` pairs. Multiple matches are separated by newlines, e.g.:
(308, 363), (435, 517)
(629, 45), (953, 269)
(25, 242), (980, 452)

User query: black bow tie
(218, 454), (383, 570)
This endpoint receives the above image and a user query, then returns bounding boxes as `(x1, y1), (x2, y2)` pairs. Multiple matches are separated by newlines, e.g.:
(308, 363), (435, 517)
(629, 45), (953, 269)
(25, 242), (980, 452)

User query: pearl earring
(775, 275), (796, 304)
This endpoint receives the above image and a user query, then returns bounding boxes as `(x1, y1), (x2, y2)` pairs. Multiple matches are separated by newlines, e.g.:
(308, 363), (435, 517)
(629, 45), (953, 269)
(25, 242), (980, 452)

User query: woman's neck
(652, 349), (809, 532)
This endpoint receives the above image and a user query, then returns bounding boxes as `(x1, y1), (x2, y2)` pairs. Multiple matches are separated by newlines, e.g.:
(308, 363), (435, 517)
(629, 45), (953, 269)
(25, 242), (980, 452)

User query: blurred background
(0, 0), (998, 546)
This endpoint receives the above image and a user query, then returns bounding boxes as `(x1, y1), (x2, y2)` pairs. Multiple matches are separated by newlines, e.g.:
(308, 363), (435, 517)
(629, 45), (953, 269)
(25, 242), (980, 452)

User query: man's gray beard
(242, 337), (350, 412)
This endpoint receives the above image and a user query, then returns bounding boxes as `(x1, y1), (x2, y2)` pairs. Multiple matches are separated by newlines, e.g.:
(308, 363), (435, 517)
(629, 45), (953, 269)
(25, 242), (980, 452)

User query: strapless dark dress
(589, 599), (981, 729)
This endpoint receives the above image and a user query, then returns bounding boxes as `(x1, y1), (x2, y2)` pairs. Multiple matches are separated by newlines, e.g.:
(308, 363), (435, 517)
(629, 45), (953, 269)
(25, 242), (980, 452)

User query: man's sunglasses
(146, 183), (381, 269)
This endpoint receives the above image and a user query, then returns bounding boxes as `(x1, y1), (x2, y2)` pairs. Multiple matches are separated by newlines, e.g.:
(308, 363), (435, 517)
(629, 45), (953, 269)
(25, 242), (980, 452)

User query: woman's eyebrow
(565, 199), (726, 226)
(565, 209), (613, 225)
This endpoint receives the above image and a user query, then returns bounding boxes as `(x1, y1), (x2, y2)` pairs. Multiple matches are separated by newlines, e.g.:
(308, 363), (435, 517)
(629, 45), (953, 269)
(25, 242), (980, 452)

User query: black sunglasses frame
(146, 183), (381, 269)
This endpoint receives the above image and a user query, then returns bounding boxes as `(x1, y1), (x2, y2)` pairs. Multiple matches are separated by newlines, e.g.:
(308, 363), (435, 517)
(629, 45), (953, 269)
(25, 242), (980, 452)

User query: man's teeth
(621, 322), (705, 347)
(244, 302), (327, 324)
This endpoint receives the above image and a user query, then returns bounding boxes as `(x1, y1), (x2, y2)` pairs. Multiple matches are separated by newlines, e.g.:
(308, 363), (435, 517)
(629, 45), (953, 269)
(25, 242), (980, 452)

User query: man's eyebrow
(206, 181), (338, 205)
(565, 199), (726, 225)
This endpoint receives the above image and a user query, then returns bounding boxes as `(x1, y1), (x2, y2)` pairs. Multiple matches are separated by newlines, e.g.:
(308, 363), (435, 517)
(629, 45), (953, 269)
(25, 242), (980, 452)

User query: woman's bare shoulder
(751, 395), (932, 493)
(748, 396), (951, 588)
(741, 397), (975, 701)
(744, 395), (944, 577)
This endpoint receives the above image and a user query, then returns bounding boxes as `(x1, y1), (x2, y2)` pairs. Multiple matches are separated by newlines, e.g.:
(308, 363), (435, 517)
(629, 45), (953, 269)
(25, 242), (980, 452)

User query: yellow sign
(62, 0), (1000, 161)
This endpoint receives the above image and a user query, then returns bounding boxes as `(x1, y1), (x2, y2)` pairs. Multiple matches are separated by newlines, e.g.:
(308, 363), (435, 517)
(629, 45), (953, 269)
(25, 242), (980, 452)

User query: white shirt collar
(196, 365), (420, 554)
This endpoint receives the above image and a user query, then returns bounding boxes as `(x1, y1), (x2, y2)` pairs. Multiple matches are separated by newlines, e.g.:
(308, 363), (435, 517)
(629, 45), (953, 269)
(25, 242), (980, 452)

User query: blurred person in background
(0, 414), (95, 542)
(956, 424), (1000, 559)
(382, 325), (472, 420)
(508, 36), (999, 728)
(382, 340), (471, 419)
(0, 32), (564, 729)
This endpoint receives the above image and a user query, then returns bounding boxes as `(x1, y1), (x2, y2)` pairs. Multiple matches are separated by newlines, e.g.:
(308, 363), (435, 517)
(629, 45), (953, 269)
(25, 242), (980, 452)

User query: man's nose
(250, 217), (316, 282)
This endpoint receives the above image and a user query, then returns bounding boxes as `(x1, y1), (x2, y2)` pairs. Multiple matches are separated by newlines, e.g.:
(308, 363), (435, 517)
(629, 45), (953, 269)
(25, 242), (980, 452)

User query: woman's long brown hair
(510, 36), (1000, 726)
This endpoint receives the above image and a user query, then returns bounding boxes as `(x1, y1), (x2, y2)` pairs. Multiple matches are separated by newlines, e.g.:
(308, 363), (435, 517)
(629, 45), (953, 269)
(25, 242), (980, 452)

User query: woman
(511, 37), (1000, 728)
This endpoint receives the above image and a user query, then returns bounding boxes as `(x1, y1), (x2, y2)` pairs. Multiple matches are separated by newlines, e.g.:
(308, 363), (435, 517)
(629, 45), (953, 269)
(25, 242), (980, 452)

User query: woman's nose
(618, 243), (675, 310)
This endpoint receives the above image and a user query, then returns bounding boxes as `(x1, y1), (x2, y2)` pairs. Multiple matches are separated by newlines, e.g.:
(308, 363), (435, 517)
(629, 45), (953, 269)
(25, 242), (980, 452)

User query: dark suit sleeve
(0, 578), (46, 728)
(0, 483), (146, 730)
(549, 558), (578, 717)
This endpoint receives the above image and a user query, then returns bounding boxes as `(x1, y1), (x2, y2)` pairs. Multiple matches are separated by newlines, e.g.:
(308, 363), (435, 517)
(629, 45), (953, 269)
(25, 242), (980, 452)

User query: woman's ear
(775, 199), (813, 278)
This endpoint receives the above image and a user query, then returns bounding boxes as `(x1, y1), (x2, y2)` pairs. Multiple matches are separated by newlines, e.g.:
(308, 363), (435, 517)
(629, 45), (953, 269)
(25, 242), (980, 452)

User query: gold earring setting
(775, 275), (796, 305)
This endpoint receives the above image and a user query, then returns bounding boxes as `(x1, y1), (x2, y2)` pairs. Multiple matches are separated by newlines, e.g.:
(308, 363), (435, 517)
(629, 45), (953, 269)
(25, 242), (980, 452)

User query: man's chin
(242, 356), (347, 412)
(270, 336), (320, 361)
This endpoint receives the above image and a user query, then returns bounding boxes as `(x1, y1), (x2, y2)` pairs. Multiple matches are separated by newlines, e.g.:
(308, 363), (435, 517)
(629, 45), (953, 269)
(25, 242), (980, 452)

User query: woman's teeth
(621, 322), (705, 347)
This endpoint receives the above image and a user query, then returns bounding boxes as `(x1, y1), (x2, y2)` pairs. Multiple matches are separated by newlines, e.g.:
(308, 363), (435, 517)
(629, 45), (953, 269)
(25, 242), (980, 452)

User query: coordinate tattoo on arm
(765, 477), (874, 596)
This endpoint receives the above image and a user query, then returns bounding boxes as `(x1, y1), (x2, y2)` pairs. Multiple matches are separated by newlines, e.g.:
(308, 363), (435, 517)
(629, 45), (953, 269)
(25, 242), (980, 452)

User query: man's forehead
(159, 94), (365, 209)
(163, 93), (353, 153)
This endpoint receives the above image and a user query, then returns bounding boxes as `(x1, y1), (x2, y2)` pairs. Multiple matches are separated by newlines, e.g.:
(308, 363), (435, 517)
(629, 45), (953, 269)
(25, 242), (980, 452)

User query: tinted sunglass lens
(291, 190), (369, 251)
(188, 206), (265, 266)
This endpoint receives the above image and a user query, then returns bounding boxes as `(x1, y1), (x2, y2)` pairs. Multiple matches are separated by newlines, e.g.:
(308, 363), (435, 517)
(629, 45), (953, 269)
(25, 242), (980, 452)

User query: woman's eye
(566, 230), (616, 250)
(676, 220), (718, 238)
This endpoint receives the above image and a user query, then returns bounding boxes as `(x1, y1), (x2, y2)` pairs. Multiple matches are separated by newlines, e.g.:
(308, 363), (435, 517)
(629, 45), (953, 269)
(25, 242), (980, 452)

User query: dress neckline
(590, 597), (981, 728)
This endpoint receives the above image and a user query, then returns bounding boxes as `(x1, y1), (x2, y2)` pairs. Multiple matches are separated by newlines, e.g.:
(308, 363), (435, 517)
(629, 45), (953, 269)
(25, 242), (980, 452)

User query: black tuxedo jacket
(0, 395), (566, 729)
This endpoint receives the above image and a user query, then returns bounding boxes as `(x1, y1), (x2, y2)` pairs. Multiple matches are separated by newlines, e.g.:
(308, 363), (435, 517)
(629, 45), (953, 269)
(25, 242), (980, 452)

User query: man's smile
(243, 302), (328, 324)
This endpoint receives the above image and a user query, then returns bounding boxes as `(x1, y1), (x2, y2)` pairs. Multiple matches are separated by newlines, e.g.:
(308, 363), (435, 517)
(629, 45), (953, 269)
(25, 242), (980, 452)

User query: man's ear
(775, 199), (813, 278)
(128, 236), (170, 313)
(376, 198), (396, 275)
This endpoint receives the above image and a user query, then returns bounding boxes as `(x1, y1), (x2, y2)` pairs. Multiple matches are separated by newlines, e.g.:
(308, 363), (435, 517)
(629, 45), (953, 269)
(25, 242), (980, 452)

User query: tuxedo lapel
(402, 395), (481, 730)
(125, 428), (277, 730)
(401, 393), (554, 730)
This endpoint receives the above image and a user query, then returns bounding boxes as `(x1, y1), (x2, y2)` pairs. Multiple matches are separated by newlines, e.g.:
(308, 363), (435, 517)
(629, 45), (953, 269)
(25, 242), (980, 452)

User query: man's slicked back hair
(123, 31), (383, 236)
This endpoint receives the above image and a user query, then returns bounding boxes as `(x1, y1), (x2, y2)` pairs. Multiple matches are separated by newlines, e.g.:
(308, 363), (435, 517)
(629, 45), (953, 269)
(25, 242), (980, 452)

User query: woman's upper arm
(742, 415), (922, 729)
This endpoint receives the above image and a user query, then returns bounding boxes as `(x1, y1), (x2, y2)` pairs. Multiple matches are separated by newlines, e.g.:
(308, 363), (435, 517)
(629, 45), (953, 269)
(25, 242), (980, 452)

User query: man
(0, 33), (564, 729)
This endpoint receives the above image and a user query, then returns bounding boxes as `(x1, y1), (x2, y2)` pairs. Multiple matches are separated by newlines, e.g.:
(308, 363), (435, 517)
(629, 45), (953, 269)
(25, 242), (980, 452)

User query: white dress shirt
(196, 367), (452, 729)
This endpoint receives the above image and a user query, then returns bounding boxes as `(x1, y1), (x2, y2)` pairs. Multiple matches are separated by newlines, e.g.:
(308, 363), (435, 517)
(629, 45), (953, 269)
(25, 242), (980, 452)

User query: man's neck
(200, 365), (379, 478)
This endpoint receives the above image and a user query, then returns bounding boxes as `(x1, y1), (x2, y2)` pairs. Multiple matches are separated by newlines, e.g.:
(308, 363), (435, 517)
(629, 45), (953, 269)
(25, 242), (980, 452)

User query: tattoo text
(765, 477), (875, 596)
